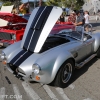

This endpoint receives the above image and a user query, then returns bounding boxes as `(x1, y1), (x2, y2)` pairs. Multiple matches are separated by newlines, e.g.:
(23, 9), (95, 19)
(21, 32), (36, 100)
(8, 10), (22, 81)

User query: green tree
(0, 0), (22, 6)
(0, 0), (22, 9)
(45, 0), (84, 10)
(0, 0), (17, 3)
(2, 1), (13, 6)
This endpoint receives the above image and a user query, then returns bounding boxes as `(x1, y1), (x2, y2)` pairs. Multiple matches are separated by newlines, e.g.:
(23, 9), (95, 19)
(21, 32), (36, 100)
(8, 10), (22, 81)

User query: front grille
(0, 32), (12, 40)
(8, 63), (17, 71)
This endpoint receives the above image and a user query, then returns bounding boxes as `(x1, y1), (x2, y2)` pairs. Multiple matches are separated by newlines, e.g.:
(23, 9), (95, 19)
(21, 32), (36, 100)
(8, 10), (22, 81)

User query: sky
(22, 0), (46, 3)
(22, 0), (33, 3)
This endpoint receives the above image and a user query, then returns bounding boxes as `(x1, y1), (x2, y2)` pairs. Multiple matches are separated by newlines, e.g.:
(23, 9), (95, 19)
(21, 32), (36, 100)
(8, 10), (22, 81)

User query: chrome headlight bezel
(32, 64), (41, 75)
(12, 34), (16, 40)
(1, 52), (6, 60)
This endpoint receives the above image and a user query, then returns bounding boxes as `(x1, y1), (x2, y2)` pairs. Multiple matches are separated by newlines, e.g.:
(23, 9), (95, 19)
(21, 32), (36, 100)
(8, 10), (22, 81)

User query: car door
(75, 41), (87, 63)
(75, 34), (94, 63)
(83, 34), (95, 56)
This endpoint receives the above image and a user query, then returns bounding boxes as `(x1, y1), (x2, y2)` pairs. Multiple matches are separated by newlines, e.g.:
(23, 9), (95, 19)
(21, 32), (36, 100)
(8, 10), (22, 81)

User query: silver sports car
(1, 6), (100, 88)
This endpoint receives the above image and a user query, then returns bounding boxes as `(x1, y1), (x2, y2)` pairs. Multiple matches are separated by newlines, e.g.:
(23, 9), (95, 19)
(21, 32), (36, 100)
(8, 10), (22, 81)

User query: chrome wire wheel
(62, 63), (72, 83)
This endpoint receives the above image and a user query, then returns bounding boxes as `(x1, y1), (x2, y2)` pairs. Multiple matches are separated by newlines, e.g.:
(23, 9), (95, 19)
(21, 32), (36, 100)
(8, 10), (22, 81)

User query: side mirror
(83, 36), (87, 42)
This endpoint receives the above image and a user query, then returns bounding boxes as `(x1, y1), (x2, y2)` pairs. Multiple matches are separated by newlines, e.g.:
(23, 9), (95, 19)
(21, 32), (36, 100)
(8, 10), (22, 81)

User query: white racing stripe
(27, 7), (47, 50)
(12, 84), (23, 100)
(56, 87), (70, 100)
(42, 85), (58, 100)
(0, 87), (5, 100)
(22, 82), (42, 100)
(13, 51), (28, 65)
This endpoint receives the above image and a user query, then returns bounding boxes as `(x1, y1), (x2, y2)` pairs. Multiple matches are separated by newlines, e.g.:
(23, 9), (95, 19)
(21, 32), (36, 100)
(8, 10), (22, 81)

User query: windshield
(66, 31), (82, 40)
(50, 24), (75, 34)
(57, 26), (84, 40)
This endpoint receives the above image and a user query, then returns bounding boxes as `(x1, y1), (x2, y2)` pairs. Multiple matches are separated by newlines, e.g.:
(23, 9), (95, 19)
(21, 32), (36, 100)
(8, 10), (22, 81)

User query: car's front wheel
(54, 60), (74, 88)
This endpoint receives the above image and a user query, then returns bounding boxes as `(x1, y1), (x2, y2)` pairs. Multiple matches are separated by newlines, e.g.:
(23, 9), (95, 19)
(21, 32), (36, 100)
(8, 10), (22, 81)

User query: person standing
(19, 3), (29, 14)
(66, 8), (69, 15)
(73, 11), (85, 26)
(84, 11), (89, 24)
(59, 14), (65, 22)
(84, 11), (90, 31)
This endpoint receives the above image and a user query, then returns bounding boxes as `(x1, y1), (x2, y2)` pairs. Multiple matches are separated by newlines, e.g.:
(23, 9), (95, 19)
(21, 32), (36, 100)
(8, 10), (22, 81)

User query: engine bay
(0, 24), (26, 31)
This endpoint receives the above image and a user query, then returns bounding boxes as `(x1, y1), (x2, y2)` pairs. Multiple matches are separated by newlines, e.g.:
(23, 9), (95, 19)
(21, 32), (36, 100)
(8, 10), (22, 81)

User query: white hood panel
(21, 6), (62, 53)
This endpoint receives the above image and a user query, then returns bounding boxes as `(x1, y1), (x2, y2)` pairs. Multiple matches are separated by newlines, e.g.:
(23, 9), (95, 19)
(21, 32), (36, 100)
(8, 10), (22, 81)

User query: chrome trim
(76, 54), (96, 69)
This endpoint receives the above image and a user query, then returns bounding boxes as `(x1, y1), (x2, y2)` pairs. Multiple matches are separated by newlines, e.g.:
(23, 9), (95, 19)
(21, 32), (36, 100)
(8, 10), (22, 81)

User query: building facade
(83, 0), (100, 14)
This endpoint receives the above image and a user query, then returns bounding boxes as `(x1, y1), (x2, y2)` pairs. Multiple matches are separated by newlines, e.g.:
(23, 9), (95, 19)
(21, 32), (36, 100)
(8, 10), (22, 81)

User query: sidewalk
(92, 30), (100, 33)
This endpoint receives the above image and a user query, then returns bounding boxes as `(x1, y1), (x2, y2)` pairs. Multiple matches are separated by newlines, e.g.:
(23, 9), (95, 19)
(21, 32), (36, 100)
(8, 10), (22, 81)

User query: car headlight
(12, 34), (16, 40)
(32, 64), (41, 75)
(0, 52), (6, 60)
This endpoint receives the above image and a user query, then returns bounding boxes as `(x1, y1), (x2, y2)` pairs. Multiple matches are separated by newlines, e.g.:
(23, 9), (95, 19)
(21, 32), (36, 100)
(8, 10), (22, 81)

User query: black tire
(97, 46), (100, 58)
(54, 59), (74, 88)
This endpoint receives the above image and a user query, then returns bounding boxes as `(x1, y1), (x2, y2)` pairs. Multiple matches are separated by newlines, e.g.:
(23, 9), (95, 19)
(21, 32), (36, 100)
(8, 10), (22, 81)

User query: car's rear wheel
(54, 60), (74, 88)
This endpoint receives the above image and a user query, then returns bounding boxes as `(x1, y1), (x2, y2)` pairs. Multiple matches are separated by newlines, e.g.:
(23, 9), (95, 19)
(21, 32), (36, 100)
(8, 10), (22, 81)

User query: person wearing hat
(73, 11), (85, 26)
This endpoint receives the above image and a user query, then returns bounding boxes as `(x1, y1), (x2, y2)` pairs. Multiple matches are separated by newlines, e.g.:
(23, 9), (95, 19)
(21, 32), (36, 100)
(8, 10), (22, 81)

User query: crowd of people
(58, 10), (90, 29)
(12, 4), (90, 31)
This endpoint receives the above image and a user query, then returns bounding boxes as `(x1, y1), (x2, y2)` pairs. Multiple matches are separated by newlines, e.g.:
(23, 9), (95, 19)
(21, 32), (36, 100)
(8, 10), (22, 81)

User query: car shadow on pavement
(48, 57), (99, 88)
(69, 57), (98, 86)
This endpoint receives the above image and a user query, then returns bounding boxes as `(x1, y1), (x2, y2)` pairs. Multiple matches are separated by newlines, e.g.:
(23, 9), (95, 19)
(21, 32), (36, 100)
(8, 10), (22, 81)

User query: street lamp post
(34, 0), (37, 8)
(39, 0), (42, 6)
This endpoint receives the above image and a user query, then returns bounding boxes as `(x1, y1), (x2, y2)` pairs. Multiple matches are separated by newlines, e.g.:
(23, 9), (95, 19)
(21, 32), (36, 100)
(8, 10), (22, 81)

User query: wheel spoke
(62, 63), (72, 83)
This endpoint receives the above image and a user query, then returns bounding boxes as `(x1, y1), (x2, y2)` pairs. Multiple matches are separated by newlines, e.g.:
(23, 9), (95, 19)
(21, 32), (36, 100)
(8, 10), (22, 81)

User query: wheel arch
(92, 33), (100, 52)
(51, 57), (75, 83)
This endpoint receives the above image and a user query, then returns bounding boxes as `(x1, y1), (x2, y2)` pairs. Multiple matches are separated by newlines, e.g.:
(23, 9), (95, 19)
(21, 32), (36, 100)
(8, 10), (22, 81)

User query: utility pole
(39, 0), (42, 6)
(34, 0), (37, 8)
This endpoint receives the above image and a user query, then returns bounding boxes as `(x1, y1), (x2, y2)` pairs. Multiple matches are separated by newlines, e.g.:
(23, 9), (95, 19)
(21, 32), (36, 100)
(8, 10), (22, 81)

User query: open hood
(0, 12), (28, 24)
(21, 6), (62, 53)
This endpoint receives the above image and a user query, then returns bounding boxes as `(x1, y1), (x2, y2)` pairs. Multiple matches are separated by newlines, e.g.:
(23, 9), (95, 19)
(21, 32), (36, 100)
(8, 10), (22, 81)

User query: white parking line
(12, 84), (23, 100)
(0, 87), (5, 100)
(42, 85), (58, 100)
(68, 84), (75, 90)
(56, 87), (70, 100)
(83, 98), (92, 100)
(22, 82), (42, 100)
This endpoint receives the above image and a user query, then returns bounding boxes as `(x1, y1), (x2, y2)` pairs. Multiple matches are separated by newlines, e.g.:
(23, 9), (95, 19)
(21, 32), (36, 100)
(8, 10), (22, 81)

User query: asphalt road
(0, 20), (100, 100)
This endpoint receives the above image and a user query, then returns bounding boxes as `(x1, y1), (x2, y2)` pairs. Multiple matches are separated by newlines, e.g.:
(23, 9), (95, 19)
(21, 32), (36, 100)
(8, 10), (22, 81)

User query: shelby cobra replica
(1, 6), (100, 88)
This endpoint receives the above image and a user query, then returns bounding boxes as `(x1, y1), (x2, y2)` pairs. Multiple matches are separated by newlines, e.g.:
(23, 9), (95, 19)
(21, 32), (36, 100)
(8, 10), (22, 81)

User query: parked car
(1, 6), (99, 88)
(0, 12), (28, 47)
(0, 12), (75, 47)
